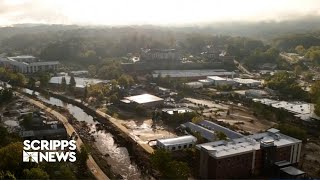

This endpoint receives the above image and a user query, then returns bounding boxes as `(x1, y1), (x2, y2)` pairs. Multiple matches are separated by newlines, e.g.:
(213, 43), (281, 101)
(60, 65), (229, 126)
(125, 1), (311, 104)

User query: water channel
(22, 88), (141, 179)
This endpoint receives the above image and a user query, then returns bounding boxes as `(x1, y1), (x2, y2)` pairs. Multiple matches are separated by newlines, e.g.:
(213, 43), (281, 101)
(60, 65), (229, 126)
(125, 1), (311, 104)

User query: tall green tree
(39, 73), (50, 87)
(23, 168), (49, 180)
(61, 77), (67, 91)
(117, 74), (134, 88)
(68, 75), (76, 92)
(88, 65), (96, 77)
(315, 98), (320, 117)
(0, 142), (23, 172)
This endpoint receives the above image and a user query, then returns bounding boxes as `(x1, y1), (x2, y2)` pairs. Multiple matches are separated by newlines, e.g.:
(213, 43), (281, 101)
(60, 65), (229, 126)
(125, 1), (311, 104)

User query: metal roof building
(181, 122), (216, 141)
(156, 135), (197, 151)
(152, 69), (235, 78)
(198, 120), (244, 139)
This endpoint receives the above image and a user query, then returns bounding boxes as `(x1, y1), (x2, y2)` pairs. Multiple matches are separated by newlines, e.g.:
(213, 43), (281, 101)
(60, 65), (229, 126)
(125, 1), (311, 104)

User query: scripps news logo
(23, 140), (77, 163)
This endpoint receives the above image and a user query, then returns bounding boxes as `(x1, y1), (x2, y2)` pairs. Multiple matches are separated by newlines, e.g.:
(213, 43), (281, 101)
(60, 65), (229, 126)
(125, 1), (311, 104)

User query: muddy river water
(22, 88), (141, 179)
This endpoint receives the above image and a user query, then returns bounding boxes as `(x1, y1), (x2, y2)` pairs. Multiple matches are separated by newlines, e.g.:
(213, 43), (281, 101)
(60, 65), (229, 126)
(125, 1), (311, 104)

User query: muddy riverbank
(20, 87), (157, 179)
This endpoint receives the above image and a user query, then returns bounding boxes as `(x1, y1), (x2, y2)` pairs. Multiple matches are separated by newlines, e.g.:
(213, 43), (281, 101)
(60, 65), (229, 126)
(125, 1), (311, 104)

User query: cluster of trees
(89, 60), (124, 80)
(273, 34), (320, 52)
(0, 67), (26, 86)
(150, 149), (190, 179)
(242, 48), (287, 69)
(304, 46), (320, 64)
(266, 72), (309, 101)
(311, 81), (320, 116)
(0, 25), (286, 68)
(161, 111), (198, 125)
(87, 72), (134, 103)
(0, 88), (13, 105)
(276, 123), (307, 141)
(0, 125), (91, 179)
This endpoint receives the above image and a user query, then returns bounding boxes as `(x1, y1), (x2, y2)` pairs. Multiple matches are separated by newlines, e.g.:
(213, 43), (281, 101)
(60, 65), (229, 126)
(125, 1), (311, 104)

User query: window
(189, 144), (192, 148)
(178, 146), (181, 149)
(172, 147), (176, 151)
(184, 145), (187, 149)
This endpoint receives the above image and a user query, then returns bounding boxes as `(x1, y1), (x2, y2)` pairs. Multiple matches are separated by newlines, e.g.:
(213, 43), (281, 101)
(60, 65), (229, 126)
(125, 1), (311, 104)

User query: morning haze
(0, 0), (320, 180)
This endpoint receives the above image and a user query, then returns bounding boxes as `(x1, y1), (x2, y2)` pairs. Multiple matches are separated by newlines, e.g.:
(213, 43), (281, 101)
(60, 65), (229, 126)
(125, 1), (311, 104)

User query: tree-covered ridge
(273, 34), (320, 51)
(265, 72), (309, 101)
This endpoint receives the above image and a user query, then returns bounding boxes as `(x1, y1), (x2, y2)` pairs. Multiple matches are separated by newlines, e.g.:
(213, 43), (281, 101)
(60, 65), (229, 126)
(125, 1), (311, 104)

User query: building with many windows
(0, 55), (59, 74)
(196, 128), (302, 179)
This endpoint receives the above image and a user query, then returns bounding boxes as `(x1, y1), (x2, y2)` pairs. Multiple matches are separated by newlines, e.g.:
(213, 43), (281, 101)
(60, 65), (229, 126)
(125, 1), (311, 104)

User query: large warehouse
(120, 93), (164, 107)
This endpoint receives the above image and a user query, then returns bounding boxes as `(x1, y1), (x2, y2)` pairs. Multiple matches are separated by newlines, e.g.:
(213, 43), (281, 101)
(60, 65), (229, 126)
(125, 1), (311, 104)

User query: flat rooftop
(157, 135), (197, 146)
(233, 78), (261, 84)
(9, 55), (35, 58)
(207, 76), (227, 81)
(50, 76), (108, 87)
(152, 69), (235, 78)
(280, 166), (305, 176)
(196, 128), (301, 159)
(124, 94), (163, 104)
(253, 98), (319, 121)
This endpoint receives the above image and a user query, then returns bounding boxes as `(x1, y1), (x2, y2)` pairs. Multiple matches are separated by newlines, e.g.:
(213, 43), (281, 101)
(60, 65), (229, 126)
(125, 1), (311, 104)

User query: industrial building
(181, 122), (216, 141)
(253, 98), (319, 121)
(198, 120), (244, 139)
(140, 48), (180, 62)
(181, 121), (243, 142)
(206, 76), (236, 86)
(49, 76), (109, 89)
(152, 69), (235, 79)
(162, 107), (193, 115)
(0, 55), (59, 74)
(120, 94), (164, 107)
(196, 128), (302, 179)
(156, 135), (197, 151)
(233, 78), (261, 87)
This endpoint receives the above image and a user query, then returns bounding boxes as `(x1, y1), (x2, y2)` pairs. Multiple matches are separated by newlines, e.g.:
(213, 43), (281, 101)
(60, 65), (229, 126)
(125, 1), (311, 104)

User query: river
(22, 88), (141, 179)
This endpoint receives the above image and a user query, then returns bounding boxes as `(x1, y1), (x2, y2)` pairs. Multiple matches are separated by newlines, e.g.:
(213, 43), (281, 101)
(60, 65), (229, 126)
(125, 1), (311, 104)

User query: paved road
(17, 92), (109, 180)
(96, 109), (154, 154)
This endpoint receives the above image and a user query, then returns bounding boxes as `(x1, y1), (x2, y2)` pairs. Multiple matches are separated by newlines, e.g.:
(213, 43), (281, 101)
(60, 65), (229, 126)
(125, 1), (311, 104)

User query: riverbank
(20, 87), (157, 178)
(16, 91), (109, 180)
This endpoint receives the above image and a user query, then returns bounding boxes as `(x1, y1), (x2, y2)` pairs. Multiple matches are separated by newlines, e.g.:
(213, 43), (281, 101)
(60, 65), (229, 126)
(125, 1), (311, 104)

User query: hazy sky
(0, 0), (320, 26)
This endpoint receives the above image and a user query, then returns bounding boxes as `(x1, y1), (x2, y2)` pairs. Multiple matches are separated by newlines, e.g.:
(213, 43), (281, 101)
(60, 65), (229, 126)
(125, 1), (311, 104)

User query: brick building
(196, 128), (302, 179)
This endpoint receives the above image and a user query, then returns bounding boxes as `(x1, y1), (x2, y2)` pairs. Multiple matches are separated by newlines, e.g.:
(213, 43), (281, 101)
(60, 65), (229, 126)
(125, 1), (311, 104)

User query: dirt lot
(184, 98), (276, 133)
(100, 108), (177, 146)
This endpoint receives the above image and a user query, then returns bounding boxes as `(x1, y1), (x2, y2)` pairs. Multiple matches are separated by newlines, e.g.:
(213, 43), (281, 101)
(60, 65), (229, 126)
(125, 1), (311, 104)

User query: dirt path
(17, 92), (109, 180)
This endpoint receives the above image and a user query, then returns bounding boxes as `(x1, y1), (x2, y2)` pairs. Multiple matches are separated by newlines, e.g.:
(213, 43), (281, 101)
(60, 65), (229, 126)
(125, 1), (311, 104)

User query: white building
(207, 76), (235, 86)
(156, 135), (197, 151)
(233, 78), (261, 87)
(121, 93), (164, 107)
(0, 55), (59, 74)
(253, 98), (320, 121)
